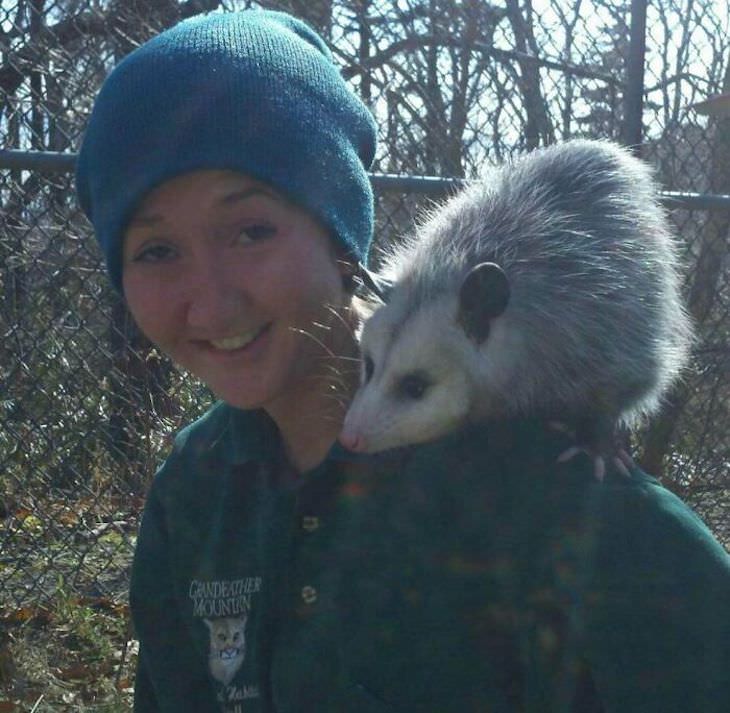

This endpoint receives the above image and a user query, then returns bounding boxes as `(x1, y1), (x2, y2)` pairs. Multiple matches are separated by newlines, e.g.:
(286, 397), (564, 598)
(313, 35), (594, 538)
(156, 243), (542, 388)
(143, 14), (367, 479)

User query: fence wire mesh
(1, 0), (730, 703)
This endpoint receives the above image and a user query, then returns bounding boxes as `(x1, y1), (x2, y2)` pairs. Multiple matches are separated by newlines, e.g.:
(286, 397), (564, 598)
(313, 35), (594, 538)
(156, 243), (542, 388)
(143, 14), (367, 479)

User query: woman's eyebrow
(129, 213), (163, 228)
(221, 186), (280, 206)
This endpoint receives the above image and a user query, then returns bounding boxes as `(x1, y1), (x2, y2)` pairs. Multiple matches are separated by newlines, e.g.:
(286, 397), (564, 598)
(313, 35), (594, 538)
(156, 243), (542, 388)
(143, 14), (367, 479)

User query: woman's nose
(184, 257), (248, 330)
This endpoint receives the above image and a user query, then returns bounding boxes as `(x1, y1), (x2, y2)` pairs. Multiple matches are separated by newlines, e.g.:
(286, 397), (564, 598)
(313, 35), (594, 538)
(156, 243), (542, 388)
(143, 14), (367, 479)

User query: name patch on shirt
(189, 576), (262, 617)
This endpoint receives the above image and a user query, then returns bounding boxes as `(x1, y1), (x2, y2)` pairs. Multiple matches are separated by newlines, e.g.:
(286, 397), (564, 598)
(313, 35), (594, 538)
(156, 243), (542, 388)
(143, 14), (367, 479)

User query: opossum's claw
(548, 421), (575, 437)
(593, 456), (606, 482)
(557, 445), (582, 463)
(556, 446), (606, 481)
(613, 449), (635, 479)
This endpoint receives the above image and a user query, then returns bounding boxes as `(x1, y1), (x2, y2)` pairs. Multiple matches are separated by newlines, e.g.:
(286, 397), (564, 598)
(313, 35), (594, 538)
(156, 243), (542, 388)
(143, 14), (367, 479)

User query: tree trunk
(504, 0), (555, 149)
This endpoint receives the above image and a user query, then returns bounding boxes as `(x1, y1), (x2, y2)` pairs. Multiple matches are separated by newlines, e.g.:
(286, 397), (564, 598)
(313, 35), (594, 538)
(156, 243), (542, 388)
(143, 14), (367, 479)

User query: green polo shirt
(130, 401), (730, 712)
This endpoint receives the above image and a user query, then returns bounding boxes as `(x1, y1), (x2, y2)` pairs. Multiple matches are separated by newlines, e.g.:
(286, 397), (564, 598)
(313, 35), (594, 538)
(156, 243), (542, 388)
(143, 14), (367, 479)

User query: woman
(76, 9), (730, 713)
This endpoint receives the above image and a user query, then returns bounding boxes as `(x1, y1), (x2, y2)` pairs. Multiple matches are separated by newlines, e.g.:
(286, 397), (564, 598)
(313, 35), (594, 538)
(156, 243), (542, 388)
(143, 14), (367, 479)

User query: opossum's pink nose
(339, 431), (367, 453)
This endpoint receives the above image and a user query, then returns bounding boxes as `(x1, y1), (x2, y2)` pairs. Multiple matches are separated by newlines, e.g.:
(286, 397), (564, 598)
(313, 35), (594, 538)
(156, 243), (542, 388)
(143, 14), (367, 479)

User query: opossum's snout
(338, 429), (366, 453)
(341, 300), (478, 454)
(340, 369), (435, 453)
(338, 354), (380, 452)
(339, 391), (377, 453)
(339, 425), (379, 454)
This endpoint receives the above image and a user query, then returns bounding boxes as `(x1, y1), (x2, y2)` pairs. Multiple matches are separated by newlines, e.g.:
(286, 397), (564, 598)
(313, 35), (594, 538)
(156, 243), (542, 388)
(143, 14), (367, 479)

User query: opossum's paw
(556, 446), (606, 481)
(550, 422), (634, 481)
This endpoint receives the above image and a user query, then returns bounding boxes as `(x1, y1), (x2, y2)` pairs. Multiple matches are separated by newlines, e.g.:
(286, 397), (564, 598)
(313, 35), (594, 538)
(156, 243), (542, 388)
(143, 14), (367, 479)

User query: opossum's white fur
(343, 139), (694, 454)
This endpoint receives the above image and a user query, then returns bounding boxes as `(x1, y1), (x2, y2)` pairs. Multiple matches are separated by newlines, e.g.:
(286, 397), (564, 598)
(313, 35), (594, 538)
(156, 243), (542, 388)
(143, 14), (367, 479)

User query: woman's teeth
(209, 327), (265, 351)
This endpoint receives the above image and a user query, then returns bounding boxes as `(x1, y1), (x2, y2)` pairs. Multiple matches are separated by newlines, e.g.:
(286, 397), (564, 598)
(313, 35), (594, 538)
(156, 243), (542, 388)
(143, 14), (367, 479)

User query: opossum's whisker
(313, 354), (361, 366)
(288, 326), (339, 359)
(322, 362), (356, 377)
(324, 397), (349, 411)
(311, 359), (356, 386)
(314, 371), (348, 392)
(321, 388), (348, 404)
(322, 371), (358, 399)
(324, 304), (360, 337)
(320, 412), (347, 426)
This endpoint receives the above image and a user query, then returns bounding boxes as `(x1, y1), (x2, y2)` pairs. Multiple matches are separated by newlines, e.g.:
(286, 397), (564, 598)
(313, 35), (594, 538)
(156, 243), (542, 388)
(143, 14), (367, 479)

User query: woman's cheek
(123, 275), (174, 346)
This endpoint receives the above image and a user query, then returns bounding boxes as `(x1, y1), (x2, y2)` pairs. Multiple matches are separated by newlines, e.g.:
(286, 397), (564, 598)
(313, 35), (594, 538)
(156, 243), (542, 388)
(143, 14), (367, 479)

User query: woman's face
(122, 170), (354, 411)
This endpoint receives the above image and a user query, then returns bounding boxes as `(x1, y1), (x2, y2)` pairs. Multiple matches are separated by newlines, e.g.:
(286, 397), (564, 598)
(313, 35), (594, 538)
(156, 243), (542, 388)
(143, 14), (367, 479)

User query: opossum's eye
(397, 372), (431, 400)
(363, 355), (374, 383)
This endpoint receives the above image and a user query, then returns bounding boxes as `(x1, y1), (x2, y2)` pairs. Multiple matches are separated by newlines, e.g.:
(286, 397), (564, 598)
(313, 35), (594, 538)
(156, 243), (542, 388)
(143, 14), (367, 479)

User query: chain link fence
(1, 0), (729, 692)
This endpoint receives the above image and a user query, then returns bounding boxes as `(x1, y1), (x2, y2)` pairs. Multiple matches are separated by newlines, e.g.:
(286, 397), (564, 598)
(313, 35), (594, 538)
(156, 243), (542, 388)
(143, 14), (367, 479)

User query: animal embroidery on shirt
(205, 615), (247, 686)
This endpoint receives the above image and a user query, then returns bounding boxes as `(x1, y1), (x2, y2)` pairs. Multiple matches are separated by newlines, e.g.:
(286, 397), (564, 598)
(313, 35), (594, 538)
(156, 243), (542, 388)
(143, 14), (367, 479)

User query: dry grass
(0, 595), (136, 711)
(0, 495), (139, 711)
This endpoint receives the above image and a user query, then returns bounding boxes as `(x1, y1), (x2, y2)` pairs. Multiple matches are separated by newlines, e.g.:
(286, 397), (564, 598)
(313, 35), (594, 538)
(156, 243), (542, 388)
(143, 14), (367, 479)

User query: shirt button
(301, 586), (318, 605)
(302, 516), (320, 532)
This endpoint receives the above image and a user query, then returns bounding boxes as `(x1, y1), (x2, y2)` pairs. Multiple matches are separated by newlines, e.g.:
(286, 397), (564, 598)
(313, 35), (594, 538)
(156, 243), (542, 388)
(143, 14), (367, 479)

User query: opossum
(340, 139), (693, 473)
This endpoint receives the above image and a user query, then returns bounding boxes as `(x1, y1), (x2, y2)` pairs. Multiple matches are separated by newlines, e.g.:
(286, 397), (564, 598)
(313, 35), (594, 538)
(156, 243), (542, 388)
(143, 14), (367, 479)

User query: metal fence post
(621, 0), (649, 155)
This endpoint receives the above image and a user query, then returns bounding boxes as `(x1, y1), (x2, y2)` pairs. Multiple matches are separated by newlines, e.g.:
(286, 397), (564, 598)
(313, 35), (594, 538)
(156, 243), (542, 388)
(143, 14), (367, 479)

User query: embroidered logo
(189, 577), (263, 699)
(189, 577), (262, 617)
(204, 615), (247, 686)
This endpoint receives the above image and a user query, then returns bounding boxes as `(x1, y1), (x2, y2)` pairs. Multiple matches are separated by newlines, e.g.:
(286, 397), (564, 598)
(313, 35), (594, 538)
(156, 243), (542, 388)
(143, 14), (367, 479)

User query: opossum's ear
(458, 262), (510, 344)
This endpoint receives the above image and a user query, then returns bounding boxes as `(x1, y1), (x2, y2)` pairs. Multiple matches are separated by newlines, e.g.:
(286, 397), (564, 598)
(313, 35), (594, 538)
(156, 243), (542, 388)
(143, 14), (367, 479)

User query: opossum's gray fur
(345, 140), (693, 452)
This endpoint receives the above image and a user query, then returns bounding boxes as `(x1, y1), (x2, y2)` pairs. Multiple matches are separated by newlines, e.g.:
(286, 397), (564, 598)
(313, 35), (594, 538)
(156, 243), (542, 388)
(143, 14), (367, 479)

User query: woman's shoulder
(152, 402), (272, 488)
(405, 420), (728, 563)
(588, 464), (730, 576)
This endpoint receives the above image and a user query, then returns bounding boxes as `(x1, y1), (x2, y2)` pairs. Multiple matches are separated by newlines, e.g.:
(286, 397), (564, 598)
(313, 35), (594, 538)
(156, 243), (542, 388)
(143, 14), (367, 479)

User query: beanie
(75, 9), (377, 292)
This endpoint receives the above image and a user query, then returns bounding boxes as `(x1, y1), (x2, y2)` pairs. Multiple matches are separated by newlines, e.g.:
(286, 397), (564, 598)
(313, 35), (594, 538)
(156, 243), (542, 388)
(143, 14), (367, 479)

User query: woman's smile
(194, 322), (273, 360)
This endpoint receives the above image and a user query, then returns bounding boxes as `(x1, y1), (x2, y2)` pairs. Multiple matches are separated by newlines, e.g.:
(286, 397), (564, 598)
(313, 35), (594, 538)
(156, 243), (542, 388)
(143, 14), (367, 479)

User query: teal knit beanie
(75, 9), (377, 292)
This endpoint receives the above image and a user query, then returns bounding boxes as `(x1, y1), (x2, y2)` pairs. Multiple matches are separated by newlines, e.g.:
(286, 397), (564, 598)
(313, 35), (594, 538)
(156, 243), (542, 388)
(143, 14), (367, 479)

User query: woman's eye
(132, 244), (175, 263)
(237, 224), (277, 243)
